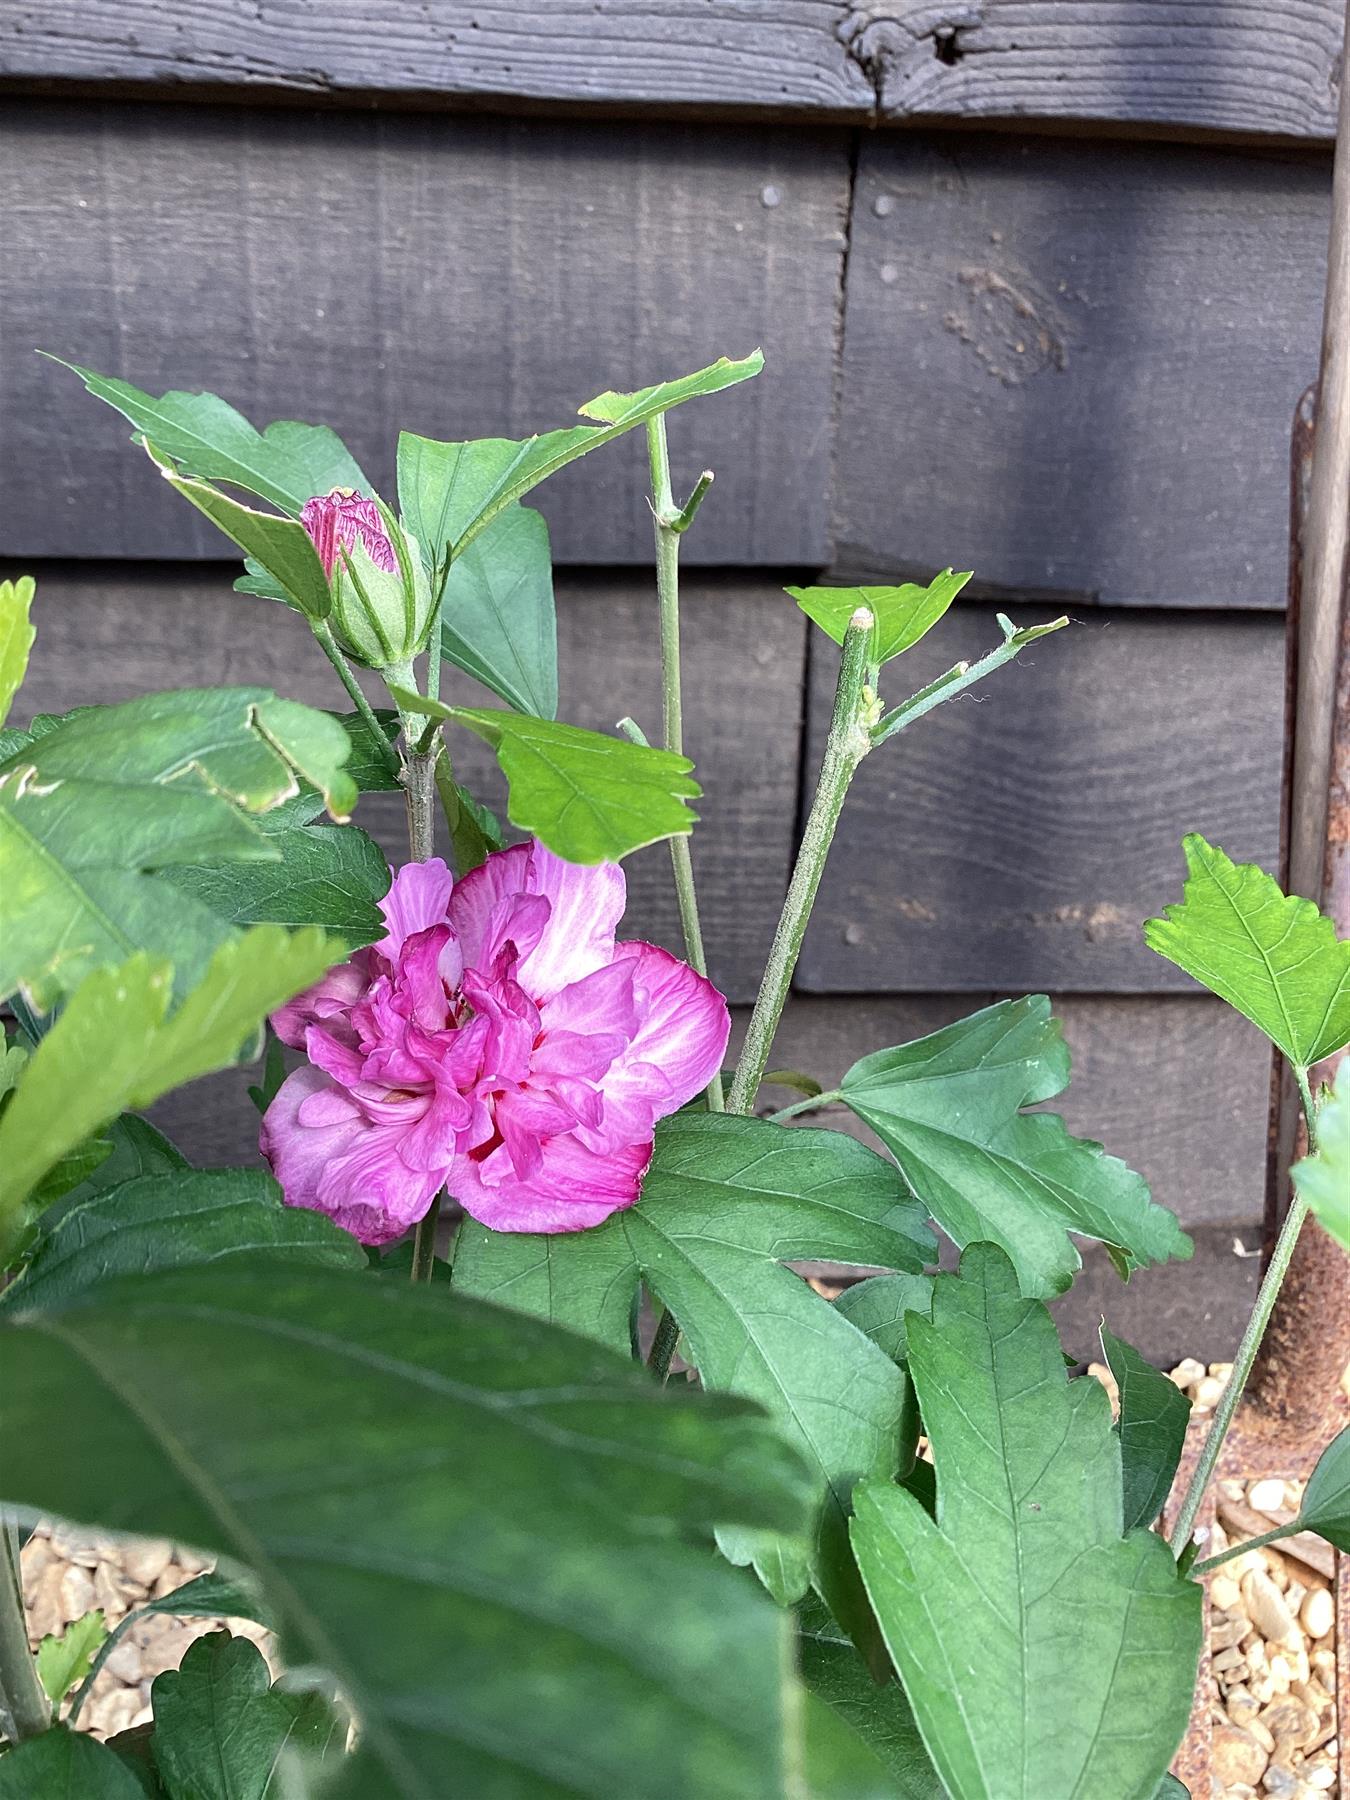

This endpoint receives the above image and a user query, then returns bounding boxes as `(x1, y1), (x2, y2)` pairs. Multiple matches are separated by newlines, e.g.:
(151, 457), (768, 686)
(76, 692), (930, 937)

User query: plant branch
(726, 612), (876, 1118)
(411, 1191), (442, 1283)
(764, 1090), (844, 1125)
(870, 614), (1069, 747)
(1190, 1522), (1303, 1578)
(1169, 1065), (1321, 1557)
(0, 1516), (48, 1744)
(312, 620), (401, 779)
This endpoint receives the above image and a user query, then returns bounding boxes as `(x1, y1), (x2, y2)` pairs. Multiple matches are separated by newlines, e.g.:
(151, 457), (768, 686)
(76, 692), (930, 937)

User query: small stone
(1210, 1614), (1248, 1650)
(1248, 1479), (1286, 1513)
(1299, 1587), (1333, 1640)
(1227, 1686), (1261, 1726)
(1194, 1376), (1225, 1410)
(1259, 1764), (1298, 1798)
(1242, 1570), (1298, 1646)
(1212, 1646), (1246, 1673)
(1170, 1357), (1206, 1389)
(120, 1541), (173, 1588)
(19, 1535), (53, 1581)
(25, 1565), (67, 1641)
(1267, 1654), (1292, 1694)
(1212, 1723), (1269, 1787)
(1211, 1573), (1242, 1611)
(1304, 1766), (1335, 1791)
(49, 1526), (110, 1568)
(1259, 1697), (1317, 1756)
(1246, 1717), (1276, 1753)
(173, 1545), (211, 1577)
(58, 1564), (96, 1623)
(84, 1686), (142, 1738)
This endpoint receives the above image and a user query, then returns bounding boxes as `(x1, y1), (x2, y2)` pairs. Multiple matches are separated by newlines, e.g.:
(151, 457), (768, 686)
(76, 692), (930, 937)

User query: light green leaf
(850, 1244), (1203, 1800)
(454, 1110), (934, 1666)
(398, 351), (762, 564)
(146, 443), (333, 621)
(0, 1728), (146, 1798)
(0, 927), (338, 1239)
(1102, 1328), (1192, 1532)
(440, 503), (558, 717)
(0, 686), (353, 1007)
(1299, 1426), (1350, 1551)
(1144, 834), (1350, 1068)
(833, 1273), (934, 1366)
(1293, 1058), (1350, 1251)
(3, 1168), (364, 1312)
(51, 359), (369, 514)
(839, 997), (1192, 1297)
(798, 1599), (943, 1800)
(165, 822), (389, 948)
(37, 1607), (107, 1705)
(787, 570), (971, 665)
(0, 574), (36, 728)
(396, 691), (699, 863)
(151, 1632), (340, 1800)
(1, 1263), (813, 1799)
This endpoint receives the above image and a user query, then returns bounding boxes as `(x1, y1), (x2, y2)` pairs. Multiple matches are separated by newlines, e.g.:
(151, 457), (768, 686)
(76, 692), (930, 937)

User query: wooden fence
(1, 0), (1340, 1359)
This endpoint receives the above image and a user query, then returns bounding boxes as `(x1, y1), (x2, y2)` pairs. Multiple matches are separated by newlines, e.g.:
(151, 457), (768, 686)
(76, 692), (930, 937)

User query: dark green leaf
(50, 360), (369, 515)
(1102, 1327), (1192, 1532)
(0, 1729), (147, 1798)
(1144, 834), (1350, 1069)
(441, 503), (558, 717)
(0, 575), (35, 728)
(433, 759), (505, 873)
(57, 1115), (187, 1210)
(1153, 1778), (1190, 1799)
(151, 1632), (340, 1800)
(2, 1168), (363, 1312)
(798, 1599), (943, 1800)
(850, 1244), (1202, 1800)
(398, 351), (762, 563)
(787, 570), (971, 666)
(1300, 1426), (1350, 1551)
(36, 1607), (107, 1705)
(165, 822), (389, 948)
(455, 1110), (933, 1666)
(1293, 1058), (1350, 1252)
(839, 997), (1192, 1298)
(2, 1263), (812, 1799)
(833, 1274), (934, 1366)
(248, 1033), (289, 1116)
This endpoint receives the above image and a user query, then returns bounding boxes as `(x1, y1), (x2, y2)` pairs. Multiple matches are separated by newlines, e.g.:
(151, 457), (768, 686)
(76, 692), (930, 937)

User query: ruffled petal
(515, 845), (627, 1000)
(271, 955), (370, 1050)
(374, 857), (454, 963)
(448, 844), (535, 968)
(449, 1128), (651, 1234)
(603, 941), (730, 1123)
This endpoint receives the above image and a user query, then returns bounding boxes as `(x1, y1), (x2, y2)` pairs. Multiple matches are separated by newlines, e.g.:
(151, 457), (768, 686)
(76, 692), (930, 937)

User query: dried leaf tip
(848, 605), (876, 634)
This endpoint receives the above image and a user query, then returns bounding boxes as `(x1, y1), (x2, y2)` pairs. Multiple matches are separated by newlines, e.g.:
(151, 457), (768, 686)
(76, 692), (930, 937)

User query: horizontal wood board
(8, 563), (807, 1002)
(0, 1), (1342, 142)
(797, 605), (1285, 992)
(0, 100), (847, 565)
(832, 133), (1331, 608)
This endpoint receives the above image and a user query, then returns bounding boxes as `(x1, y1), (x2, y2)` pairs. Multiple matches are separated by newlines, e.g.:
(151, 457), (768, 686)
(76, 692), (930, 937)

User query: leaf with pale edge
(850, 1244), (1203, 1800)
(1, 1263), (812, 1799)
(37, 1606), (107, 1705)
(0, 1729), (146, 1798)
(1145, 834), (1350, 1068)
(454, 1110), (933, 1668)
(787, 570), (971, 665)
(1293, 1059), (1350, 1252)
(0, 575), (35, 728)
(440, 502), (558, 717)
(151, 1632), (340, 1800)
(396, 690), (699, 863)
(798, 1597), (943, 1799)
(1300, 1427), (1350, 1552)
(0, 928), (338, 1233)
(398, 351), (761, 564)
(839, 997), (1192, 1298)
(1102, 1328), (1192, 1532)
(0, 685), (355, 1007)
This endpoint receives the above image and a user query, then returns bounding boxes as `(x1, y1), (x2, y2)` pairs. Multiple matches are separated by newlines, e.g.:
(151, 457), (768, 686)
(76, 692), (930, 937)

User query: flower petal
(448, 843), (535, 969)
(604, 941), (730, 1122)
(449, 1129), (651, 1234)
(515, 844), (627, 1000)
(271, 955), (370, 1050)
(375, 857), (454, 962)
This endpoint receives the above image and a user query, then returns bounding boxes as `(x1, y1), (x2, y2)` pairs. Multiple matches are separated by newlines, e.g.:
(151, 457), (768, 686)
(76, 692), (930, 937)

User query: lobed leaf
(1144, 834), (1350, 1069)
(0, 1728), (145, 1798)
(1102, 1328), (1192, 1532)
(839, 997), (1192, 1297)
(1292, 1058), (1350, 1252)
(0, 574), (36, 728)
(165, 822), (390, 949)
(36, 1607), (107, 1706)
(787, 569), (971, 665)
(797, 1598), (943, 1799)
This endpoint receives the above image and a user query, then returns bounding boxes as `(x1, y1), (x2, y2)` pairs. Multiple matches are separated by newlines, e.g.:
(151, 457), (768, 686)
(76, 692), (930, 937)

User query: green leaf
(37, 1606), (107, 1705)
(850, 1244), (1203, 1800)
(0, 574), (36, 728)
(833, 1273), (934, 1366)
(839, 997), (1192, 1298)
(798, 1599), (943, 1800)
(259, 710), (401, 832)
(1153, 1779), (1190, 1799)
(397, 692), (699, 863)
(1144, 834), (1350, 1068)
(0, 686), (355, 1007)
(0, 927), (338, 1238)
(1299, 1426), (1350, 1551)
(1293, 1058), (1350, 1251)
(151, 1632), (341, 1800)
(440, 503), (558, 718)
(2, 1264), (813, 1799)
(787, 570), (972, 666)
(56, 1114), (188, 1212)
(0, 1728), (147, 1798)
(454, 1110), (934, 1666)
(398, 351), (762, 563)
(50, 359), (369, 515)
(1102, 1328), (1192, 1532)
(433, 760), (505, 874)
(165, 822), (390, 948)
(145, 443), (333, 622)
(2, 1168), (364, 1312)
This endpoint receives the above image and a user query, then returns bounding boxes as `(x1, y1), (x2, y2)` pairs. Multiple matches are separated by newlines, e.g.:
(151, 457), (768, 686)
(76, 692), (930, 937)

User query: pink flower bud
(300, 489), (398, 580)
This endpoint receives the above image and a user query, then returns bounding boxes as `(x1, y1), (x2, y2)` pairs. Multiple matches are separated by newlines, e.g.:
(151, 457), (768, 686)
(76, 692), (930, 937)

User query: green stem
(1190, 1522), (1301, 1578)
(312, 620), (401, 779)
(0, 1517), (49, 1744)
(646, 1303), (681, 1382)
(764, 1090), (844, 1125)
(1169, 1065), (1320, 1558)
(726, 613), (876, 1118)
(411, 1191), (443, 1284)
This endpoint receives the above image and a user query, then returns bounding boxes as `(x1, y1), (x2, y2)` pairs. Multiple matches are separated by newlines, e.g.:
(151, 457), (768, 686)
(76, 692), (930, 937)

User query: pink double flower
(261, 844), (730, 1243)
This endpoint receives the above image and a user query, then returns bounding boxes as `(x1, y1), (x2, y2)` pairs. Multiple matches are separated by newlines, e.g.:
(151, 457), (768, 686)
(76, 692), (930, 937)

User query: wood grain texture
(796, 605), (1284, 992)
(0, 99), (846, 564)
(832, 134), (1331, 608)
(0, 1), (1342, 142)
(739, 991), (1272, 1231)
(9, 563), (807, 1001)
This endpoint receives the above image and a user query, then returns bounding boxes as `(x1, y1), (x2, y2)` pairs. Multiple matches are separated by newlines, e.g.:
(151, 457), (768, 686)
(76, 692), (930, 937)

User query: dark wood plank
(740, 992), (1272, 1232)
(832, 134), (1330, 608)
(796, 606), (1284, 992)
(0, 99), (846, 565)
(9, 562), (806, 1001)
(1, 1), (1342, 143)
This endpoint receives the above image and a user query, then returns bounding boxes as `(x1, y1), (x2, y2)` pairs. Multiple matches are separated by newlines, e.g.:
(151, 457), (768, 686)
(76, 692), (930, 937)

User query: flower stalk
(0, 1517), (48, 1745)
